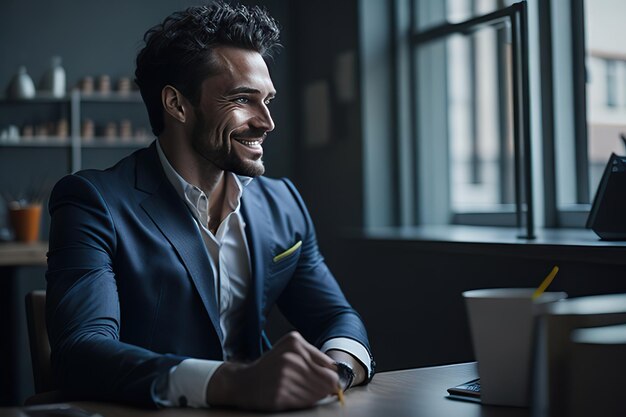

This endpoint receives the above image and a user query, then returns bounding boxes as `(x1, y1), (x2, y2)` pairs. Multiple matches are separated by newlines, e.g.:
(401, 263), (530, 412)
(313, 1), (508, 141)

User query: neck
(159, 131), (223, 196)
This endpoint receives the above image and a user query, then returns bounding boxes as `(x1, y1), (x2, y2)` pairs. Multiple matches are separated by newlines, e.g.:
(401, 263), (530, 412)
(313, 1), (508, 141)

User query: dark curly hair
(135, 1), (281, 136)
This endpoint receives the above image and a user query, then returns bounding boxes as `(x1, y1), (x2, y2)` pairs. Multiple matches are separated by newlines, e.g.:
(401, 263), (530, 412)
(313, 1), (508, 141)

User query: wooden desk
(0, 241), (47, 267)
(0, 363), (529, 416)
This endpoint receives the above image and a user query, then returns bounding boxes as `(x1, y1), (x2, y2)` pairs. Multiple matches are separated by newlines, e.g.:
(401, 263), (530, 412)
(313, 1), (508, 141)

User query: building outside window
(585, 0), (626, 201)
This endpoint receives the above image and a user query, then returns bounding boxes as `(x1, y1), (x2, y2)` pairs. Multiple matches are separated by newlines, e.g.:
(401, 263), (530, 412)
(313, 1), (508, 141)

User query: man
(46, 2), (374, 411)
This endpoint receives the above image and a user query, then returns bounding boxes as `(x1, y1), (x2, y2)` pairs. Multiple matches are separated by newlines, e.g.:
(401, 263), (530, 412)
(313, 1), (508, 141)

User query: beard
(190, 107), (265, 177)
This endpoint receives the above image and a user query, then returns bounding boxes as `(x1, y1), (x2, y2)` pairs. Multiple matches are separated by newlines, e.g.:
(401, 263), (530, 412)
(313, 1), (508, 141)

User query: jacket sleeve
(46, 174), (184, 407)
(275, 179), (375, 380)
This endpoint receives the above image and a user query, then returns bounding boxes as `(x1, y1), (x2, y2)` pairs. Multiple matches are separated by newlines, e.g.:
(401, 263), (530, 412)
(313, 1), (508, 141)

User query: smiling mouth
(235, 139), (263, 147)
(233, 134), (266, 148)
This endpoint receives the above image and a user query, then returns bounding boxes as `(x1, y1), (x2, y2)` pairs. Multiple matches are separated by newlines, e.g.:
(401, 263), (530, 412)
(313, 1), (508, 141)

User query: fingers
(255, 331), (339, 410)
(275, 331), (336, 369)
(277, 332), (338, 382)
(274, 332), (339, 387)
(281, 351), (337, 399)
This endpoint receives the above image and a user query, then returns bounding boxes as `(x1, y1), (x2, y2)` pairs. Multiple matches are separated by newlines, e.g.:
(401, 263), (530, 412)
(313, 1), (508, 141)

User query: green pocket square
(273, 240), (302, 263)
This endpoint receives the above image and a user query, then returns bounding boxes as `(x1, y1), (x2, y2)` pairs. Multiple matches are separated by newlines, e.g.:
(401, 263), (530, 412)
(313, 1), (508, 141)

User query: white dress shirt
(155, 141), (371, 407)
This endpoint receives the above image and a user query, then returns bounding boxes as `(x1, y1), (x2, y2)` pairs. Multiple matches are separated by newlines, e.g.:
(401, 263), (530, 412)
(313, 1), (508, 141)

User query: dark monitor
(586, 153), (626, 240)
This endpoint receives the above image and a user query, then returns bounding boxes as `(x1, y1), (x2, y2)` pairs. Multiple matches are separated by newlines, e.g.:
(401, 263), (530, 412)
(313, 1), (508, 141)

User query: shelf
(0, 91), (143, 104)
(0, 90), (148, 171)
(81, 138), (151, 148)
(78, 91), (143, 103)
(0, 137), (151, 148)
(0, 95), (70, 104)
(0, 137), (70, 147)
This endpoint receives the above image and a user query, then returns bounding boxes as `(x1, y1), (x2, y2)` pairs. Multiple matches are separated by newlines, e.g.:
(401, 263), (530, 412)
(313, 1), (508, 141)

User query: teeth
(238, 140), (261, 146)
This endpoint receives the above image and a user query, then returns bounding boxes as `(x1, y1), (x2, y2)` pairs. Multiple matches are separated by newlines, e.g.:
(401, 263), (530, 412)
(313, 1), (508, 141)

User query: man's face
(189, 46), (276, 177)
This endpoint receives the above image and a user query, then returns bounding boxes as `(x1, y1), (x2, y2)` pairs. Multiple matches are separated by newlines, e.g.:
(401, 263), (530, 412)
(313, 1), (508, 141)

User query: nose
(252, 104), (275, 133)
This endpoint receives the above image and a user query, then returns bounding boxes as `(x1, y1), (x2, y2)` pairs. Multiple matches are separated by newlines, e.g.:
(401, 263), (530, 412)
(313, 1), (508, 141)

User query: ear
(162, 85), (187, 123)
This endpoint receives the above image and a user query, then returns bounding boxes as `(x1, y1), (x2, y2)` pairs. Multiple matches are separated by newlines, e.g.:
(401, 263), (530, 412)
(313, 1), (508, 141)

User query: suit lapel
(135, 143), (223, 343)
(240, 181), (273, 357)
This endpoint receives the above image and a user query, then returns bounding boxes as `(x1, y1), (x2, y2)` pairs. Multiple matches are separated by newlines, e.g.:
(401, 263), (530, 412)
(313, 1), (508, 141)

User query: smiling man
(45, 2), (374, 411)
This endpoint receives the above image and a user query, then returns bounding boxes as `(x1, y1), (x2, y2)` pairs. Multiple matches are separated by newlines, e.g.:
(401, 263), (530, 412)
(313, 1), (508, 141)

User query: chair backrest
(25, 290), (54, 393)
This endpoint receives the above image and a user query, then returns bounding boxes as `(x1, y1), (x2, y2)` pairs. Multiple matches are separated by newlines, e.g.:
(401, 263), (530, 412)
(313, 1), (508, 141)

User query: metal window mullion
(395, 0), (417, 226)
(538, 0), (558, 227)
(469, 29), (481, 184)
(510, 7), (524, 231)
(518, 1), (535, 238)
(408, 0), (421, 225)
(496, 25), (512, 204)
(390, 0), (401, 226)
(571, 0), (590, 203)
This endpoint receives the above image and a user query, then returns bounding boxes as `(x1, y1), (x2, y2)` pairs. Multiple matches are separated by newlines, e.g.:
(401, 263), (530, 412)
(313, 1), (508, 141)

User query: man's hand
(206, 331), (339, 411)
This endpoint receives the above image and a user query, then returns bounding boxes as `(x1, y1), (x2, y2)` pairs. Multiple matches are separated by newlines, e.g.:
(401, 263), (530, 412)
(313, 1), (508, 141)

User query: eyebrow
(227, 86), (276, 97)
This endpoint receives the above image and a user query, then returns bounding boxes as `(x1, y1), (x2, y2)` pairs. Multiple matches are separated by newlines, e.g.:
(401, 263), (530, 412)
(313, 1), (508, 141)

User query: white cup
(463, 288), (567, 407)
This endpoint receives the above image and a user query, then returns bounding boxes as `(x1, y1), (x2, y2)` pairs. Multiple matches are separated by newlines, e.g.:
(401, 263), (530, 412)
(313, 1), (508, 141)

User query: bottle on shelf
(39, 56), (66, 98)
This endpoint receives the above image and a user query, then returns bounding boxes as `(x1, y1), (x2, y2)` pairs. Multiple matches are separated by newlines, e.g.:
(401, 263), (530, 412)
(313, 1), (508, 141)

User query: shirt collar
(156, 140), (253, 224)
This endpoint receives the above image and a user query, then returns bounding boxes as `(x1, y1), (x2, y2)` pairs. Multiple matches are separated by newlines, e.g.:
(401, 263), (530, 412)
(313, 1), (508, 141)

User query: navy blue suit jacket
(46, 142), (372, 406)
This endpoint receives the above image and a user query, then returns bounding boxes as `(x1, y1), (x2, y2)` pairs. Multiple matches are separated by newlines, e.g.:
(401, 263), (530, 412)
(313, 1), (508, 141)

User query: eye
(264, 97), (274, 105)
(234, 97), (249, 104)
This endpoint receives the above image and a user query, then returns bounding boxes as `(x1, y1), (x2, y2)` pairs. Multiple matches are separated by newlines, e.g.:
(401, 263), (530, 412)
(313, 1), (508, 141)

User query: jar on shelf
(56, 118), (69, 138)
(104, 121), (117, 140)
(82, 119), (95, 141)
(80, 76), (94, 94)
(98, 75), (111, 94)
(119, 119), (132, 139)
(117, 77), (132, 94)
(22, 125), (34, 139)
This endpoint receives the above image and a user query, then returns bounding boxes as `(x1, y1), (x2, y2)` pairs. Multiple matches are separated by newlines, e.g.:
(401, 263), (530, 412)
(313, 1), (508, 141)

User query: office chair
(25, 290), (53, 393)
(25, 290), (65, 405)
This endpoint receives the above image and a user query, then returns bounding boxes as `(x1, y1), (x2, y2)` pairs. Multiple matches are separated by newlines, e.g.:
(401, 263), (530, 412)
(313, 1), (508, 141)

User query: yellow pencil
(337, 387), (345, 406)
(532, 266), (559, 300)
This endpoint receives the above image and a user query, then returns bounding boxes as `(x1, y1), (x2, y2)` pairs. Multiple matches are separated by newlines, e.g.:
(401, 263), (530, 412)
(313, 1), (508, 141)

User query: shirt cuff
(320, 337), (372, 381)
(155, 358), (223, 408)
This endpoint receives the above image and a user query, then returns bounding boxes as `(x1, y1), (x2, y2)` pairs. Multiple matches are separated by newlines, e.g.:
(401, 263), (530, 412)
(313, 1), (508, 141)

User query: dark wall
(329, 238), (626, 372)
(289, 0), (365, 244)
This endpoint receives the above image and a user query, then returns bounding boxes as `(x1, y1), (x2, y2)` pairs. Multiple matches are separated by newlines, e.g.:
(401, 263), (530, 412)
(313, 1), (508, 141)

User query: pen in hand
(337, 385), (345, 406)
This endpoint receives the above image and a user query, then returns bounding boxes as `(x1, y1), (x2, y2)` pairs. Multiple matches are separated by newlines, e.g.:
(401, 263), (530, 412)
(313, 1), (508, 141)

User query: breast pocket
(265, 243), (302, 311)
(269, 240), (302, 275)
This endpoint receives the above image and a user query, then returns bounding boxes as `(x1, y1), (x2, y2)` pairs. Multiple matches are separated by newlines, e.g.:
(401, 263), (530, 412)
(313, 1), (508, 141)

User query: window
(445, 4), (515, 215)
(360, 0), (618, 232)
(410, 0), (533, 232)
